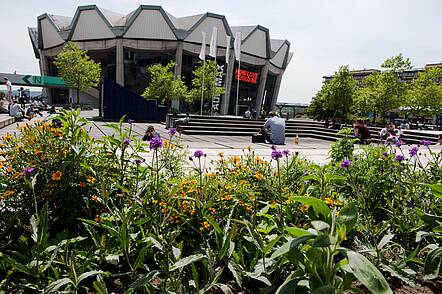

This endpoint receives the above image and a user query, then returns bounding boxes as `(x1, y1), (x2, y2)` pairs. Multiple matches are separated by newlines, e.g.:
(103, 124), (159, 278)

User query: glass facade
(46, 57), (69, 105)
(123, 48), (175, 95)
(228, 62), (261, 115)
(88, 49), (116, 81)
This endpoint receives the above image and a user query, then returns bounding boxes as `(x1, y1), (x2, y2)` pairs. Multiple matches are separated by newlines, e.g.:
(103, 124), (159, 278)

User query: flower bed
(0, 109), (441, 293)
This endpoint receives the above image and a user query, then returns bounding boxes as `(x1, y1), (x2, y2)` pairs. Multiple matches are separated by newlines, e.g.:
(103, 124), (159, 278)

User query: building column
(171, 42), (183, 112)
(255, 62), (269, 116)
(39, 53), (51, 103)
(116, 38), (124, 86)
(221, 49), (235, 115)
(270, 72), (284, 111)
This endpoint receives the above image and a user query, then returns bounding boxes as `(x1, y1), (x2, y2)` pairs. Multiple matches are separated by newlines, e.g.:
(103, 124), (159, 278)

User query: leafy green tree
(187, 60), (224, 105)
(355, 54), (412, 120)
(381, 53), (412, 73)
(54, 42), (101, 104)
(405, 67), (442, 119)
(307, 66), (357, 120)
(142, 61), (188, 106)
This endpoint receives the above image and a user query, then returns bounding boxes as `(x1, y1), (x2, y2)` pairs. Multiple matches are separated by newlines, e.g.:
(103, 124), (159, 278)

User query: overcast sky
(1, 0), (441, 103)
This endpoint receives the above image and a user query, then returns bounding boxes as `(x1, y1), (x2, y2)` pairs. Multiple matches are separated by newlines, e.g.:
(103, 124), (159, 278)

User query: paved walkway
(1, 109), (440, 164)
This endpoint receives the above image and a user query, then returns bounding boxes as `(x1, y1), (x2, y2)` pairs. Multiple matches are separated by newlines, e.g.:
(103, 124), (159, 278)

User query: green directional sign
(21, 75), (66, 87)
(1, 72), (67, 88)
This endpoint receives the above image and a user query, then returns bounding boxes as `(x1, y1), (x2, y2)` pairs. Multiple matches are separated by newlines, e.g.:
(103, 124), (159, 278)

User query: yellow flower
(86, 175), (96, 184)
(324, 197), (334, 206)
(1, 189), (15, 200)
(91, 195), (99, 203)
(52, 171), (63, 181)
(2, 133), (13, 142)
(218, 152), (224, 157)
(209, 207), (216, 214)
(230, 156), (241, 165)
(299, 204), (310, 213)
(35, 149), (44, 157)
(253, 173), (264, 180)
(0, 162), (4, 169)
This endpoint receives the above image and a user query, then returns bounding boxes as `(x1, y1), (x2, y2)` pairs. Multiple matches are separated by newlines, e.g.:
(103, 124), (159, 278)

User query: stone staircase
(172, 115), (440, 145)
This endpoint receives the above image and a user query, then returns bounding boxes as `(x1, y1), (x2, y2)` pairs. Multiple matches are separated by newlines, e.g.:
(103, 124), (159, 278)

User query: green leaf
(78, 270), (104, 284)
(276, 277), (309, 294)
(285, 227), (311, 237)
(337, 202), (358, 232)
(313, 235), (334, 247)
(204, 214), (222, 235)
(289, 196), (330, 219)
(170, 253), (206, 271)
(45, 277), (73, 293)
(271, 235), (315, 260)
(263, 235), (283, 255)
(312, 285), (335, 294)
(129, 270), (160, 289)
(347, 251), (392, 294)
(428, 183), (442, 199)
(424, 247), (442, 279)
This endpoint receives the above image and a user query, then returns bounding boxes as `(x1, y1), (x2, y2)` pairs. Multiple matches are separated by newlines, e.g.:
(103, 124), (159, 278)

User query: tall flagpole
(200, 59), (205, 116)
(235, 59), (240, 116)
(199, 31), (207, 116)
(209, 27), (218, 116)
(233, 31), (241, 116)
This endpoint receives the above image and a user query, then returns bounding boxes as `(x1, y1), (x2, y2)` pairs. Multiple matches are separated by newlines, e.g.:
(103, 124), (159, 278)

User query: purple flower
(271, 150), (283, 160)
(409, 146), (418, 157)
(420, 140), (432, 147)
(395, 155), (405, 162)
(282, 149), (290, 157)
(382, 152), (388, 157)
(149, 137), (163, 150)
(340, 159), (352, 169)
(22, 167), (35, 175)
(134, 158), (144, 165)
(168, 128), (177, 137)
(193, 150), (206, 158)
(394, 140), (404, 147)
(123, 137), (132, 146)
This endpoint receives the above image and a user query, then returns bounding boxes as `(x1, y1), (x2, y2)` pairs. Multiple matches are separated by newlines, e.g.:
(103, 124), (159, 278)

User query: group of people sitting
(3, 99), (56, 121)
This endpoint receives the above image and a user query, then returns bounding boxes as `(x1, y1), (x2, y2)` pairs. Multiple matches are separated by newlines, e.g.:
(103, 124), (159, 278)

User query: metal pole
(200, 59), (205, 116)
(235, 60), (241, 116)
(211, 56), (217, 115)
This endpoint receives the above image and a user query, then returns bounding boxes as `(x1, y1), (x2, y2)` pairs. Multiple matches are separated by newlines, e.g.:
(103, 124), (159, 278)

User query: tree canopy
(187, 60), (224, 104)
(306, 66), (357, 120)
(405, 67), (442, 119)
(142, 61), (188, 105)
(54, 42), (101, 104)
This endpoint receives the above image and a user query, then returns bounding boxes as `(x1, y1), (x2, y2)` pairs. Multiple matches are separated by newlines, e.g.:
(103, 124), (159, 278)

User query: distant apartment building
(323, 62), (442, 84)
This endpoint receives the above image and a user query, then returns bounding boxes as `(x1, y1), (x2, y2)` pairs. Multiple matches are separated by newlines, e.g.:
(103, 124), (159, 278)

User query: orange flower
(52, 171), (63, 181)
(86, 175), (96, 184)
(254, 173), (264, 180)
(1, 189), (15, 200)
(0, 162), (4, 169)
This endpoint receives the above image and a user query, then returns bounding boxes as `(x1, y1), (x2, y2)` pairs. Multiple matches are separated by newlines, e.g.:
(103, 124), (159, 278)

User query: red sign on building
(235, 69), (258, 84)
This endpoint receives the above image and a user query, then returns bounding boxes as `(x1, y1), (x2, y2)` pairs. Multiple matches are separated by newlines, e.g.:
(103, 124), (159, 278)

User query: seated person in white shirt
(263, 112), (286, 145)
(9, 101), (31, 121)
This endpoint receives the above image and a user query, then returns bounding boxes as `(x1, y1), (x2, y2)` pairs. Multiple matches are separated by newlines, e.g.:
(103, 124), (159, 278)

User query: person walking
(4, 78), (12, 104)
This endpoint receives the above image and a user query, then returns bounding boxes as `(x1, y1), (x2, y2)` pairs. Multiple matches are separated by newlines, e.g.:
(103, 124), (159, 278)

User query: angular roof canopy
(31, 4), (293, 69)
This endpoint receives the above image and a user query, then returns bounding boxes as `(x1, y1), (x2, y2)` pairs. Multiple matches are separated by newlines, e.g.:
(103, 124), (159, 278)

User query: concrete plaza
(1, 110), (440, 165)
